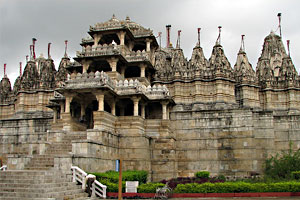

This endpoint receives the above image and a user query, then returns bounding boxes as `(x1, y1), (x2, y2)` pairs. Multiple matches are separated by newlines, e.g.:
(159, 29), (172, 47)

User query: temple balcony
(76, 44), (122, 58)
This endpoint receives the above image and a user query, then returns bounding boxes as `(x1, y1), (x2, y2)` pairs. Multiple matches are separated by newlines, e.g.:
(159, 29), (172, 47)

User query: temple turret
(209, 44), (233, 79)
(234, 36), (259, 107)
(256, 31), (300, 109)
(21, 61), (39, 90)
(0, 76), (12, 103)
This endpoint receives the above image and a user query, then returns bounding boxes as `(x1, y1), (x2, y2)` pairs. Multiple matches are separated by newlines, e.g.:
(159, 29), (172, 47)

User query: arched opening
(125, 66), (140, 78)
(99, 33), (120, 45)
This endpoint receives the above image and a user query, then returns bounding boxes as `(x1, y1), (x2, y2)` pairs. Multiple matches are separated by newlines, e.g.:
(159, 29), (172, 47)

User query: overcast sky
(1, 0), (300, 83)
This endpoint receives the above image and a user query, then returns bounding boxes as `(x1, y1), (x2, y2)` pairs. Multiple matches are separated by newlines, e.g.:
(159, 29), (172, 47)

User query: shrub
(173, 181), (300, 193)
(265, 142), (300, 180)
(91, 170), (148, 184)
(292, 171), (300, 180)
(195, 171), (210, 179)
(137, 182), (165, 193)
(99, 179), (125, 192)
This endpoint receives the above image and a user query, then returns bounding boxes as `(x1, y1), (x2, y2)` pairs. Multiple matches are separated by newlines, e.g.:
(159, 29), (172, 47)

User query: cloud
(1, 0), (300, 83)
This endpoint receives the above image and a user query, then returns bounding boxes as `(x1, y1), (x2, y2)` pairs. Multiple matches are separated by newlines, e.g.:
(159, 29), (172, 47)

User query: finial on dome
(19, 62), (22, 77)
(287, 40), (290, 56)
(4, 63), (7, 78)
(216, 26), (222, 45)
(277, 13), (282, 37)
(48, 43), (52, 59)
(176, 30), (181, 49)
(126, 16), (130, 22)
(64, 40), (68, 58)
(239, 34), (245, 53)
(197, 28), (201, 47)
(38, 53), (44, 59)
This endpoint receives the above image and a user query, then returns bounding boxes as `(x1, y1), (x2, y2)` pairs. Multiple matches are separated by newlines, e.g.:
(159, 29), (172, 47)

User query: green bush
(292, 171), (300, 180)
(173, 181), (300, 193)
(99, 178), (126, 192)
(137, 182), (165, 193)
(195, 171), (210, 179)
(91, 170), (148, 184)
(265, 143), (300, 180)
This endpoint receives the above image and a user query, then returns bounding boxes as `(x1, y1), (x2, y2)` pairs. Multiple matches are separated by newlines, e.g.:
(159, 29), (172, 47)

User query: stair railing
(0, 165), (7, 171)
(71, 166), (87, 189)
(71, 165), (107, 198)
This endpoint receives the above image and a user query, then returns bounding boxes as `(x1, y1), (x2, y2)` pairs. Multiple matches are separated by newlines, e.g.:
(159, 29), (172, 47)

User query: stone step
(0, 181), (78, 189)
(1, 183), (82, 193)
(24, 167), (52, 170)
(0, 188), (86, 198)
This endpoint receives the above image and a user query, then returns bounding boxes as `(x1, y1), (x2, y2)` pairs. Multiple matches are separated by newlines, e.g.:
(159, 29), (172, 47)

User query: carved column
(140, 63), (146, 78)
(117, 31), (126, 46)
(131, 96), (141, 116)
(161, 101), (169, 120)
(65, 95), (74, 113)
(60, 101), (65, 113)
(93, 34), (102, 48)
(95, 92), (105, 111)
(141, 103), (146, 119)
(53, 107), (58, 123)
(146, 39), (152, 52)
(82, 60), (92, 73)
(80, 102), (86, 117)
(111, 99), (116, 115)
(121, 66), (126, 77)
(107, 57), (119, 72)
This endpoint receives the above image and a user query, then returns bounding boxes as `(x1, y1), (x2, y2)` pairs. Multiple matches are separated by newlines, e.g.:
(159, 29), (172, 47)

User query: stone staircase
(0, 170), (90, 200)
(0, 131), (94, 200)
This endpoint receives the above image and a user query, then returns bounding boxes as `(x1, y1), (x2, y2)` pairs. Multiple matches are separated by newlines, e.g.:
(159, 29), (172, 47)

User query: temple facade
(1, 15), (300, 181)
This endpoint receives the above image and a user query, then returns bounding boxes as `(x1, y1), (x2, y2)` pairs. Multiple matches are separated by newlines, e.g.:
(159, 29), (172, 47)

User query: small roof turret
(234, 35), (257, 84)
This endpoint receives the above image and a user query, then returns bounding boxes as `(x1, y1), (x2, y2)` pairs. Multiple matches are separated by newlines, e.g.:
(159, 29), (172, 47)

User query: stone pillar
(131, 96), (141, 116)
(82, 60), (92, 73)
(117, 31), (126, 46)
(111, 99), (116, 115)
(93, 34), (102, 48)
(141, 103), (146, 119)
(146, 39), (152, 52)
(107, 57), (119, 72)
(80, 103), (86, 117)
(140, 64), (146, 78)
(53, 108), (58, 123)
(95, 92), (105, 111)
(161, 101), (168, 120)
(60, 101), (65, 113)
(121, 66), (126, 77)
(65, 95), (73, 113)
